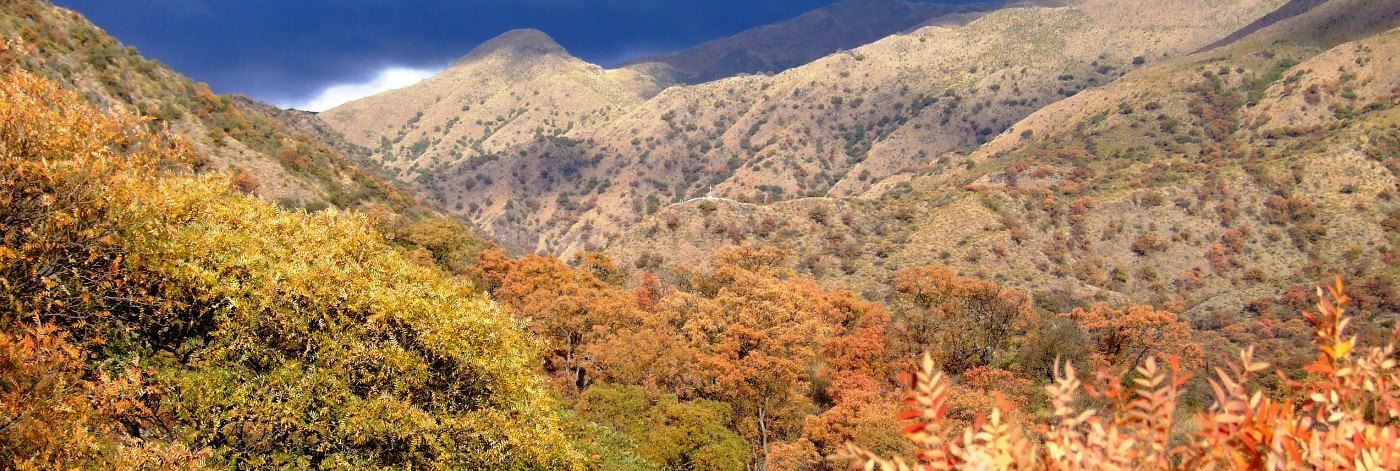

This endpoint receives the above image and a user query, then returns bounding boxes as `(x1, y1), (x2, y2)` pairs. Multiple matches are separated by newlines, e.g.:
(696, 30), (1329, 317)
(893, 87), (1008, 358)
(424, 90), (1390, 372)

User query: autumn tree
(803, 284), (905, 465)
(1062, 303), (1203, 373)
(574, 251), (627, 286)
(468, 250), (696, 397)
(472, 248), (647, 392)
(801, 373), (906, 468)
(0, 323), (205, 469)
(653, 245), (898, 470)
(891, 265), (1039, 374)
(660, 245), (835, 468)
(479, 242), (908, 468)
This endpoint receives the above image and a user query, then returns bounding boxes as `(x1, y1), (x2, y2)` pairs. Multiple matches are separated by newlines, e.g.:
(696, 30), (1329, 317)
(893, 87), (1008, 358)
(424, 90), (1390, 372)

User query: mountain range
(313, 0), (1398, 321)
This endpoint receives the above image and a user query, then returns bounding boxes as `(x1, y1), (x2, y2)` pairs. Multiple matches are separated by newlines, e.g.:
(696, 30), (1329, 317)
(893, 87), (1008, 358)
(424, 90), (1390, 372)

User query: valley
(2, 0), (1398, 469)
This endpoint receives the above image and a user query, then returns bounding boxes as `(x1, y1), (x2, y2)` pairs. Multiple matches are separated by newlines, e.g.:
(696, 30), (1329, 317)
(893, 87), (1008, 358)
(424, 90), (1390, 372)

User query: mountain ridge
(621, 0), (1005, 83)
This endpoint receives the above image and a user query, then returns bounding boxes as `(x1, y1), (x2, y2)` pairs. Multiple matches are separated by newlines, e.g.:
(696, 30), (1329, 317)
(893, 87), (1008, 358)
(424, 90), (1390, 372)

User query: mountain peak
(454, 29), (567, 65)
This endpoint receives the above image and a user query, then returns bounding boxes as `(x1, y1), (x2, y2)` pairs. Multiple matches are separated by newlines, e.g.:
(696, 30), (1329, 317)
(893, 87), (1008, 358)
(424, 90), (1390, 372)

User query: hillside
(0, 0), (412, 212)
(622, 0), (1002, 83)
(333, 0), (1288, 255)
(607, 0), (1400, 360)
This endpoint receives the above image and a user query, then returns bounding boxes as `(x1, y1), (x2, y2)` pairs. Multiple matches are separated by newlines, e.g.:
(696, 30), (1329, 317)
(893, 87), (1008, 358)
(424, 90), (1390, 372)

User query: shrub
(699, 200), (717, 216)
(577, 384), (747, 471)
(230, 169), (259, 195)
(1131, 233), (1166, 256)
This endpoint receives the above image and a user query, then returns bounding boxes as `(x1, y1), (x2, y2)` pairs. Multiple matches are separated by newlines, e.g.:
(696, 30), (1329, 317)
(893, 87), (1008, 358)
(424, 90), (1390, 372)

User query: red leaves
(894, 408), (922, 421)
(899, 422), (927, 436)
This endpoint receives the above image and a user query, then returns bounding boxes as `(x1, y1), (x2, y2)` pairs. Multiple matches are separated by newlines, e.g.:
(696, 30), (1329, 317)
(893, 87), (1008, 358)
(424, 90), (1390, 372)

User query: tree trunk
(757, 401), (770, 471)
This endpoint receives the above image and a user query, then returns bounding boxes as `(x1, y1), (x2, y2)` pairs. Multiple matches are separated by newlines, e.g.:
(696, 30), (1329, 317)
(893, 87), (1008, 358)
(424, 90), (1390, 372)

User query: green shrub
(578, 384), (747, 471)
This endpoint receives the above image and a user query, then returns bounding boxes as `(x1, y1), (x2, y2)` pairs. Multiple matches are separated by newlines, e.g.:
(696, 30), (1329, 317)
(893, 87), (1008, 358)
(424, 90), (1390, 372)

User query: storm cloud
(50, 0), (876, 109)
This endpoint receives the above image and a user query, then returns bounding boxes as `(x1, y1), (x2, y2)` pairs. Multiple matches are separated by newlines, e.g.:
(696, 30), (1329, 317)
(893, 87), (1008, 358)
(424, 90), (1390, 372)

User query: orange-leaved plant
(836, 277), (1400, 470)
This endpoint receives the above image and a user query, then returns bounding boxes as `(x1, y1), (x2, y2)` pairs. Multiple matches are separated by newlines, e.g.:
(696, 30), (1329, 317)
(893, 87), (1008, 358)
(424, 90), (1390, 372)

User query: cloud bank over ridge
(285, 66), (438, 112)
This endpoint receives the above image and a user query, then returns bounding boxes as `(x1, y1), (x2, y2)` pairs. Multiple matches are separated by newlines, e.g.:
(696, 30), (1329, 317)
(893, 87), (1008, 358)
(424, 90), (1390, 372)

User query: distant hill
(622, 0), (1003, 83)
(318, 28), (671, 196)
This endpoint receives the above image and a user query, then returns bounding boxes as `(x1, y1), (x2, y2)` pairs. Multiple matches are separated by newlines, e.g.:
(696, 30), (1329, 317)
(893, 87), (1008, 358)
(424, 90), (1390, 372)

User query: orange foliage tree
(1062, 303), (1203, 374)
(659, 246), (844, 467)
(658, 246), (901, 469)
(891, 265), (1039, 374)
(471, 248), (646, 392)
(479, 244), (905, 469)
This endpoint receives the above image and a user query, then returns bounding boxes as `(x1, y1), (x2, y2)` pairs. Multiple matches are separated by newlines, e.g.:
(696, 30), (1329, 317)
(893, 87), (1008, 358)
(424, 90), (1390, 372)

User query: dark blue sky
(51, 1), (866, 107)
